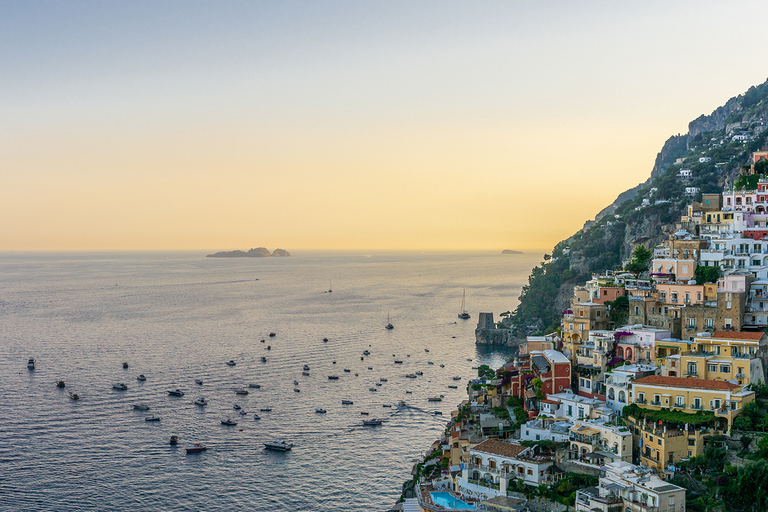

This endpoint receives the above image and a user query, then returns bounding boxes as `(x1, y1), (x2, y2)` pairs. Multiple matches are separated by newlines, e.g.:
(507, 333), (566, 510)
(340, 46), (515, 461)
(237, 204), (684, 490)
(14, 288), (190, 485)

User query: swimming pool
(430, 492), (477, 510)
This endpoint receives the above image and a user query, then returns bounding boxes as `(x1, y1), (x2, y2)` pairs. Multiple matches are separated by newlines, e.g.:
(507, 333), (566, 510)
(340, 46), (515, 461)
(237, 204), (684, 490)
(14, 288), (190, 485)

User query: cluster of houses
(400, 153), (768, 512)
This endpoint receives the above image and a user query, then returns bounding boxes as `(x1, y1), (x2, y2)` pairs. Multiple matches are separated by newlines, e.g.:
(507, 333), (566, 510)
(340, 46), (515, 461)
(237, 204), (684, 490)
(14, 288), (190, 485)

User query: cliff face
(508, 78), (768, 337)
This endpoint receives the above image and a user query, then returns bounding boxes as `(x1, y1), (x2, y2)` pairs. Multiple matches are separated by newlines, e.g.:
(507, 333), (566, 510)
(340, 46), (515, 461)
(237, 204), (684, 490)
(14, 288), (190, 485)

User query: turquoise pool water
(430, 492), (477, 510)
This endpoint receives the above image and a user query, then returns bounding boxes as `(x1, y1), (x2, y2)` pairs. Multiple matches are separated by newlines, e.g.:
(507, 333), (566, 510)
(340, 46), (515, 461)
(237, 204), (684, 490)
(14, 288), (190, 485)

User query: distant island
(501, 249), (522, 254)
(206, 247), (291, 258)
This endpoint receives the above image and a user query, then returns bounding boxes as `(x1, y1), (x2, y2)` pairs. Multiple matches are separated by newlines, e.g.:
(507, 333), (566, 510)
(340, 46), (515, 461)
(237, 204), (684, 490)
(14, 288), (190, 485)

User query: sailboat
(385, 312), (394, 330)
(458, 289), (470, 319)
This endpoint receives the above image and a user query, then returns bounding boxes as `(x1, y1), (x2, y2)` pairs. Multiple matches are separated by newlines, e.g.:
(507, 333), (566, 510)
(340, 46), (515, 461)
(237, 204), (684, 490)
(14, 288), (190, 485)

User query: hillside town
(393, 152), (768, 512)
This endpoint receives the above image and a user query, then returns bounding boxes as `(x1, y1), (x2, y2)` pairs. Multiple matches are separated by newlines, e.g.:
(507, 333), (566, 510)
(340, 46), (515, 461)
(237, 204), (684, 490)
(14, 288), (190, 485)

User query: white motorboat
(362, 350), (370, 356)
(194, 397), (208, 406)
(380, 378), (388, 382)
(302, 371), (310, 376)
(238, 409), (247, 415)
(433, 411), (443, 415)
(226, 360), (236, 366)
(167, 389), (184, 396)
(113, 383), (128, 391)
(363, 418), (383, 426)
(253, 414), (261, 420)
(145, 416), (161, 422)
(369, 387), (377, 392)
(259, 407), (272, 412)
(367, 367), (373, 370)
(415, 371), (423, 376)
(448, 385), (458, 389)
(405, 374), (417, 378)
(248, 383), (261, 388)
(27, 358), (35, 370)
(264, 440), (293, 451)
(69, 392), (80, 400)
(185, 443), (206, 453)
(137, 374), (146, 381)
(385, 311), (394, 330)
(133, 403), (150, 411)
(56, 380), (65, 388)
(382, 404), (392, 408)
(122, 362), (129, 369)
(439, 364), (445, 368)
(293, 380), (299, 385)
(315, 408), (327, 413)
(195, 379), (203, 385)
(341, 400), (353, 405)
(221, 418), (238, 426)
(303, 365), (310, 371)
(375, 382), (382, 387)
(233, 404), (241, 410)
(294, 388), (300, 393)
(343, 369), (351, 373)
(428, 361), (434, 365)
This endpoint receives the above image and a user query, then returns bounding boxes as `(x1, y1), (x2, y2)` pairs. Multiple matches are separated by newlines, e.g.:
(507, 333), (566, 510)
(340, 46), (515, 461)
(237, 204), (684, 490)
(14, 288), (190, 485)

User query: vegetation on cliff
(509, 78), (768, 336)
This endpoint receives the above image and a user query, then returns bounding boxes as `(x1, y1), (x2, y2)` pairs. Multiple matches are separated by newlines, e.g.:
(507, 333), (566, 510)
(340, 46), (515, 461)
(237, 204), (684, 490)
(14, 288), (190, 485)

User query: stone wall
(526, 496), (572, 512)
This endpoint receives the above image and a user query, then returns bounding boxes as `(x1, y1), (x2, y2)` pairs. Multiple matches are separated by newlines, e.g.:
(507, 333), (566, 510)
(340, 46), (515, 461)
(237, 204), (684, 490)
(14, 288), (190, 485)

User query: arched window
(608, 388), (615, 400)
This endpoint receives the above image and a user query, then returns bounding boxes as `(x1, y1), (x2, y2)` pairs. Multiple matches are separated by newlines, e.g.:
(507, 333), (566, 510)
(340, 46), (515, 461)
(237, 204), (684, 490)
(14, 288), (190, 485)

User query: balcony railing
(651, 401), (661, 406)
(465, 462), (514, 479)
(467, 477), (500, 490)
(736, 372), (745, 378)
(635, 398), (647, 404)
(691, 404), (702, 410)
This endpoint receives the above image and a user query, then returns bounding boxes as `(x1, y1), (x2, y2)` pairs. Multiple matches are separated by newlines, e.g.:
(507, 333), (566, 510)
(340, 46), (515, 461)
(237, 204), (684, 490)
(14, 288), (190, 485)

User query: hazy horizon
(4, 1), (768, 251)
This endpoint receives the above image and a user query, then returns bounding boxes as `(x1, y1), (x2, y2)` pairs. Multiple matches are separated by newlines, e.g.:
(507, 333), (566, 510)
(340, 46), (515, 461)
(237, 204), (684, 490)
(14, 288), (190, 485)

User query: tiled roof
(471, 439), (527, 458)
(633, 375), (740, 390)
(711, 331), (765, 341)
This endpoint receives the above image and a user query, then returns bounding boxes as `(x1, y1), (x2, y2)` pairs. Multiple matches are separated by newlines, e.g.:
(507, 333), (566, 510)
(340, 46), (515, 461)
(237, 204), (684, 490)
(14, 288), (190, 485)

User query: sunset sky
(3, 1), (768, 251)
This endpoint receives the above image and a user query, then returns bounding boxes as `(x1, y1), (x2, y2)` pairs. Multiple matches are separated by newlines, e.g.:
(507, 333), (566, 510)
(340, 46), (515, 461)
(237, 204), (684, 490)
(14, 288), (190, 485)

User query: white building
(575, 461), (686, 512)
(520, 419), (571, 443)
(538, 390), (612, 422)
(568, 419), (633, 464)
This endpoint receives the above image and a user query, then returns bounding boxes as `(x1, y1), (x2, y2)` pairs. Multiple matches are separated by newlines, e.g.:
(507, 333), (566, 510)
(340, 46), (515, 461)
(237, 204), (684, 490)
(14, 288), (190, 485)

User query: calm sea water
(0, 250), (541, 511)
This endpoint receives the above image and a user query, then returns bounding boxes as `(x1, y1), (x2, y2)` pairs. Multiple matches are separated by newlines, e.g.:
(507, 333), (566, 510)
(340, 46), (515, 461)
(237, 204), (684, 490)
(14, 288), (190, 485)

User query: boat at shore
(264, 440), (293, 451)
(226, 360), (236, 366)
(448, 385), (458, 389)
(235, 389), (248, 395)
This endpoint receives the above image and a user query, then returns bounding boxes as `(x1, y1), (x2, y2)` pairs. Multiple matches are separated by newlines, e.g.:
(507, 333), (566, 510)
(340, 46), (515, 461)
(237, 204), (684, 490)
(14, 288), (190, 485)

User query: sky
(3, 1), (768, 252)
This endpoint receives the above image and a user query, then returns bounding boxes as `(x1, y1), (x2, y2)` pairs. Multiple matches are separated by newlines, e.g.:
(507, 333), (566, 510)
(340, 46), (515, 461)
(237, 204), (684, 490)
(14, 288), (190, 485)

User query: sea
(0, 250), (542, 511)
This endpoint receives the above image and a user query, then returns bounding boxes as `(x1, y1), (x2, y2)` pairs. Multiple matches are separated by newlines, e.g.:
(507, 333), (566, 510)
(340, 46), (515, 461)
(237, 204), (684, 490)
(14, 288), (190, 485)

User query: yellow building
(632, 375), (755, 430)
(562, 302), (608, 362)
(627, 417), (717, 473)
(654, 339), (693, 367)
(688, 331), (767, 385)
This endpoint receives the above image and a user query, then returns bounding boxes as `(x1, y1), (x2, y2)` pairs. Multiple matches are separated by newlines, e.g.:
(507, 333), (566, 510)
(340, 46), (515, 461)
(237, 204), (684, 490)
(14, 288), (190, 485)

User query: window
(669, 496), (675, 506)
(688, 450), (693, 457)
(676, 396), (684, 407)
(579, 311), (584, 317)
(527, 469), (532, 476)
(726, 301), (732, 309)
(693, 397), (702, 409)
(714, 399), (721, 409)
(634, 306), (639, 315)
(721, 365), (730, 373)
(688, 438), (695, 446)
(706, 318), (714, 328)
(597, 311), (601, 317)
(685, 293), (690, 303)
(708, 364), (718, 372)
(725, 318), (732, 328)
(585, 380), (591, 389)
(653, 394), (660, 405)
(567, 405), (572, 416)
(698, 292), (702, 300)
(688, 318), (695, 328)
(535, 434), (540, 441)
(580, 378), (584, 388)
(638, 393), (645, 403)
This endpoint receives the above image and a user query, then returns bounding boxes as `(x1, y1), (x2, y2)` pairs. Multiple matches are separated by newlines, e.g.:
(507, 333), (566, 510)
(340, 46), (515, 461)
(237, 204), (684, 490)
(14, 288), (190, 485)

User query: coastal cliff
(508, 78), (768, 336)
(207, 247), (291, 258)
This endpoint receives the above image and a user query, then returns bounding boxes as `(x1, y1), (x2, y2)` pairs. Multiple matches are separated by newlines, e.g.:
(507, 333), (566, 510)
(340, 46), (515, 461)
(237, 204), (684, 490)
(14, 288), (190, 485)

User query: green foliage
(492, 406), (511, 420)
(606, 295), (629, 325)
(735, 173), (761, 191)
(755, 160), (768, 174)
(694, 265), (720, 284)
(721, 460), (768, 512)
(624, 244), (652, 275)
(507, 395), (523, 408)
(477, 365), (496, 380)
(623, 403), (717, 427)
(512, 406), (528, 425)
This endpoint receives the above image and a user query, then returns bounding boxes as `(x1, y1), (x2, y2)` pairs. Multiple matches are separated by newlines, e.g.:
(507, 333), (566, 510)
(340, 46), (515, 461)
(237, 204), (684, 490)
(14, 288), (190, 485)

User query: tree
(606, 295), (629, 325)
(695, 265), (720, 284)
(633, 245), (653, 267)
(755, 160), (768, 175)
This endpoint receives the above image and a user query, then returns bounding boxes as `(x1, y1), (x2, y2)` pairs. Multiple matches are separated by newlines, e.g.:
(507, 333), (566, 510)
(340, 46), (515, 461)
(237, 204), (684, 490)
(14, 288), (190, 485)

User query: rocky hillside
(508, 78), (768, 336)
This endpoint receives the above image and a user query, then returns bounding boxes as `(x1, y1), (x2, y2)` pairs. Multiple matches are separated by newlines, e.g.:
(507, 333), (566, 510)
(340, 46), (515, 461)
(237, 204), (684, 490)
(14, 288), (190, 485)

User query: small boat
(453, 376), (462, 381)
(322, 337), (328, 342)
(133, 403), (150, 411)
(137, 374), (146, 381)
(264, 440), (293, 451)
(293, 380), (299, 385)
(433, 411), (443, 415)
(425, 348), (429, 352)
(428, 397), (443, 402)
(261, 357), (267, 362)
(27, 358), (35, 370)
(113, 383), (128, 390)
(328, 280), (332, 293)
(354, 373), (359, 376)
(315, 408), (327, 414)
(303, 365), (310, 371)
(269, 332), (276, 337)
(185, 443), (207, 453)
(439, 364), (445, 368)
(467, 358), (473, 361)
(233, 404), (242, 410)
(194, 397), (208, 406)
(248, 383), (261, 388)
(397, 400), (407, 407)
(363, 418), (383, 426)
(253, 414), (261, 420)
(472, 366), (479, 370)
(341, 400), (353, 405)
(69, 392), (80, 400)
(367, 367), (373, 370)
(226, 360), (236, 366)
(167, 389), (184, 396)
(380, 378), (388, 382)
(385, 312), (394, 330)
(343, 369), (351, 373)
(428, 361), (434, 365)
(394, 360), (403, 364)
(405, 374), (417, 378)
(362, 350), (370, 356)
(369, 387), (377, 392)
(122, 362), (129, 369)
(448, 385), (458, 389)
(416, 371), (423, 376)
(169, 435), (178, 445)
(332, 361), (336, 364)
(405, 391), (412, 394)
(375, 382), (382, 387)
(260, 339), (265, 343)
(294, 388), (300, 393)
(238, 409), (247, 415)
(382, 404), (392, 408)
(302, 371), (310, 376)
(195, 379), (203, 385)
(361, 411), (369, 415)
(458, 289), (470, 319)
(145, 416), (161, 422)
(221, 419), (238, 426)
(328, 375), (339, 380)
(266, 345), (271, 350)
(260, 407), (272, 412)
(56, 381), (65, 388)
(236, 389), (249, 395)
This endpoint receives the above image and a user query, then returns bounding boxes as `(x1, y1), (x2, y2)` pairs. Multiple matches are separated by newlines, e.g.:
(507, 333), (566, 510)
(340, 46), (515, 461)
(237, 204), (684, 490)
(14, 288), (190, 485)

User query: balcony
(635, 398), (647, 404)
(691, 403), (702, 410)
(685, 371), (698, 377)
(465, 462), (514, 479)
(466, 477), (500, 490)
(675, 402), (686, 408)
(736, 372), (745, 378)
(651, 400), (662, 406)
